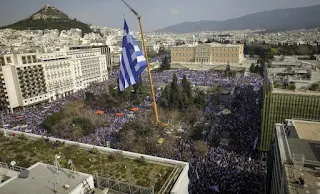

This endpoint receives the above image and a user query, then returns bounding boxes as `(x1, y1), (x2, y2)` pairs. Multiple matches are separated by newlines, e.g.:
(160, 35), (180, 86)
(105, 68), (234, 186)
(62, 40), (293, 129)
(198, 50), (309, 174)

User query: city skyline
(0, 0), (320, 32)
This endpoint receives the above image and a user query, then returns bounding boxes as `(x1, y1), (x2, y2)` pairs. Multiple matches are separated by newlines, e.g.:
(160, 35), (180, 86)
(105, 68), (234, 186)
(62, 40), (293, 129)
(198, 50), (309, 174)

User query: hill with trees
(1, 4), (92, 34)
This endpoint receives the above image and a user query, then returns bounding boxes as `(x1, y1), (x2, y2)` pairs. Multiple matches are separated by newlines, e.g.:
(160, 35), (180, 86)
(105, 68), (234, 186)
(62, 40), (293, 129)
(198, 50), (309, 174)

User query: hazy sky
(0, 0), (320, 31)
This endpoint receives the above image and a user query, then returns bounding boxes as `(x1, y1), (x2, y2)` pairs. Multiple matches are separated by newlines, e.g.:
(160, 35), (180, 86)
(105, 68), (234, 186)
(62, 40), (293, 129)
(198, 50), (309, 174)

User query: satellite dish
(10, 161), (16, 167)
(68, 159), (72, 165)
(55, 154), (61, 160)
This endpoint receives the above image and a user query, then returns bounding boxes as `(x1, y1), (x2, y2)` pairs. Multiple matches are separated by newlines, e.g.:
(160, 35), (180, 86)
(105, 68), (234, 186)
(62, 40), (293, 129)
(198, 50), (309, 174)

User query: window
(6, 57), (12, 63)
(32, 55), (37, 62)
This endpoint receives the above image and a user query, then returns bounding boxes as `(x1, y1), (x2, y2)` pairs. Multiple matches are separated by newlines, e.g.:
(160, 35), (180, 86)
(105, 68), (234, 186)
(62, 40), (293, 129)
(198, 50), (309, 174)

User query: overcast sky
(0, 0), (320, 31)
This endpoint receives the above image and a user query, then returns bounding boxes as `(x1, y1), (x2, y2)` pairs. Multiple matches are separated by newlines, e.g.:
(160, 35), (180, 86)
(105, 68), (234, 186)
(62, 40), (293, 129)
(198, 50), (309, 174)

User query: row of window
(23, 95), (47, 104)
(172, 53), (239, 57)
(173, 47), (239, 52)
(47, 71), (71, 80)
(260, 93), (320, 150)
(45, 62), (69, 70)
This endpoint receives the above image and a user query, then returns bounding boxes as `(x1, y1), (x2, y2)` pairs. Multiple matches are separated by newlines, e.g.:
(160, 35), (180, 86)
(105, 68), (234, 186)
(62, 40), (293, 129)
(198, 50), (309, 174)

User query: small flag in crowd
(253, 136), (258, 151)
(118, 19), (147, 91)
(210, 185), (220, 192)
(196, 166), (199, 180)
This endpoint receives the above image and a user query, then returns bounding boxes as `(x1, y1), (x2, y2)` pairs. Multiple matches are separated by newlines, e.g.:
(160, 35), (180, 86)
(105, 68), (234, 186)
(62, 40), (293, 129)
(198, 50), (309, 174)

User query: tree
(42, 111), (65, 132)
(147, 50), (157, 58)
(52, 118), (82, 140)
(72, 117), (95, 136)
(194, 90), (207, 108)
(170, 74), (181, 109)
(273, 80), (279, 88)
(288, 83), (296, 90)
(190, 124), (205, 140)
(159, 75), (207, 110)
(250, 63), (256, 73)
(225, 64), (231, 76)
(194, 141), (208, 157)
(161, 56), (170, 70)
(133, 76), (147, 95)
(310, 83), (320, 91)
(159, 86), (170, 108)
(182, 75), (192, 101)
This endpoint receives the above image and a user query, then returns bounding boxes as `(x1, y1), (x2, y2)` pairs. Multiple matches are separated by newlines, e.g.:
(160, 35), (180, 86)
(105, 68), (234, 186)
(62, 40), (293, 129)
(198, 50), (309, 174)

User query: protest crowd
(1, 68), (266, 193)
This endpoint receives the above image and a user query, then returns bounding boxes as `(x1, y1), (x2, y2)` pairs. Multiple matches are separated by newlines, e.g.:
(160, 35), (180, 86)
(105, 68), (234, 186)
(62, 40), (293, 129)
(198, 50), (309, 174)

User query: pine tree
(182, 75), (192, 99)
(161, 56), (170, 70)
(181, 75), (193, 107)
(159, 85), (170, 108)
(250, 63), (256, 73)
(170, 74), (181, 109)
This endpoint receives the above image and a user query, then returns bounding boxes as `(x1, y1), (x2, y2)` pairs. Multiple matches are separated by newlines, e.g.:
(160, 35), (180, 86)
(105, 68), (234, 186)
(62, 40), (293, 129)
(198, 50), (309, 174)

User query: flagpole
(121, 0), (159, 123)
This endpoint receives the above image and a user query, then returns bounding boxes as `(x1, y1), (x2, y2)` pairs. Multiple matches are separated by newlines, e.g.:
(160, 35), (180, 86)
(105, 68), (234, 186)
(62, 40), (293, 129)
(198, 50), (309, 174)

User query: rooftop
(0, 130), (185, 193)
(271, 88), (320, 96)
(275, 120), (320, 194)
(284, 164), (320, 194)
(286, 120), (320, 162)
(0, 162), (92, 194)
(267, 58), (320, 92)
(172, 42), (242, 48)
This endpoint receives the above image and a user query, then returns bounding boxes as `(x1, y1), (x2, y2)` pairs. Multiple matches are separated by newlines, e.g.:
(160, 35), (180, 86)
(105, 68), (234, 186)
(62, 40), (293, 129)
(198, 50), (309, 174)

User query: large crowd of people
(187, 83), (266, 193)
(1, 68), (266, 193)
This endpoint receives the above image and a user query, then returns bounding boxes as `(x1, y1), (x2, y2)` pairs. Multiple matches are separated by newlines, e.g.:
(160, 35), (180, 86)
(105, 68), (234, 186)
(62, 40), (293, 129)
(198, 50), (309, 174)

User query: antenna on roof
(54, 154), (61, 174)
(53, 154), (61, 193)
(67, 159), (78, 178)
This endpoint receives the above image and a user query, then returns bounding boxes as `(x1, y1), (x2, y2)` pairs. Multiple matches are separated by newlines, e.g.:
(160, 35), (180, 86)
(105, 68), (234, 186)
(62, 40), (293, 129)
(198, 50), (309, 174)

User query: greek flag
(118, 19), (147, 91)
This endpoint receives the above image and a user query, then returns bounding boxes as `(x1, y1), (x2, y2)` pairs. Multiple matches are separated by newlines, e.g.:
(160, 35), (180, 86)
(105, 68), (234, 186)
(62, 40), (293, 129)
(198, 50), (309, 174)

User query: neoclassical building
(171, 43), (244, 65)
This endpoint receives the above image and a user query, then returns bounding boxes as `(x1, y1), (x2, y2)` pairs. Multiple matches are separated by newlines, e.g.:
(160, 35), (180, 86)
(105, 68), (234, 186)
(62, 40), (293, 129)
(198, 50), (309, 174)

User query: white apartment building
(0, 45), (111, 112)
(147, 44), (160, 53)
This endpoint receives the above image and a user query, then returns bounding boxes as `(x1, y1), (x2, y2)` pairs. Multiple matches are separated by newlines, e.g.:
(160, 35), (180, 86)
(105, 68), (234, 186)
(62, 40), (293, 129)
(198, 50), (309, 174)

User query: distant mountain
(156, 4), (320, 33)
(1, 5), (92, 34)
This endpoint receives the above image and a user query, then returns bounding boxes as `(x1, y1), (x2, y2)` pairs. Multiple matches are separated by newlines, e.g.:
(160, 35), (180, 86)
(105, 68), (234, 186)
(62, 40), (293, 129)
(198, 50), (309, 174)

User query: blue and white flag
(118, 19), (147, 91)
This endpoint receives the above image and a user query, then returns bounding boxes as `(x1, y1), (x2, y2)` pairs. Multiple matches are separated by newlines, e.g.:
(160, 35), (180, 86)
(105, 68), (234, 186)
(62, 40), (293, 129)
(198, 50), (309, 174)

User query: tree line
(1, 19), (92, 35)
(159, 74), (207, 110)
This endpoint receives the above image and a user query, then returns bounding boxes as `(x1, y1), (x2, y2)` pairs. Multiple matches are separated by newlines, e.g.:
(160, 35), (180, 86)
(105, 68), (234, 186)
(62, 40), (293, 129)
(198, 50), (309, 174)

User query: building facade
(260, 88), (320, 151)
(260, 62), (320, 151)
(170, 43), (244, 65)
(0, 45), (111, 112)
